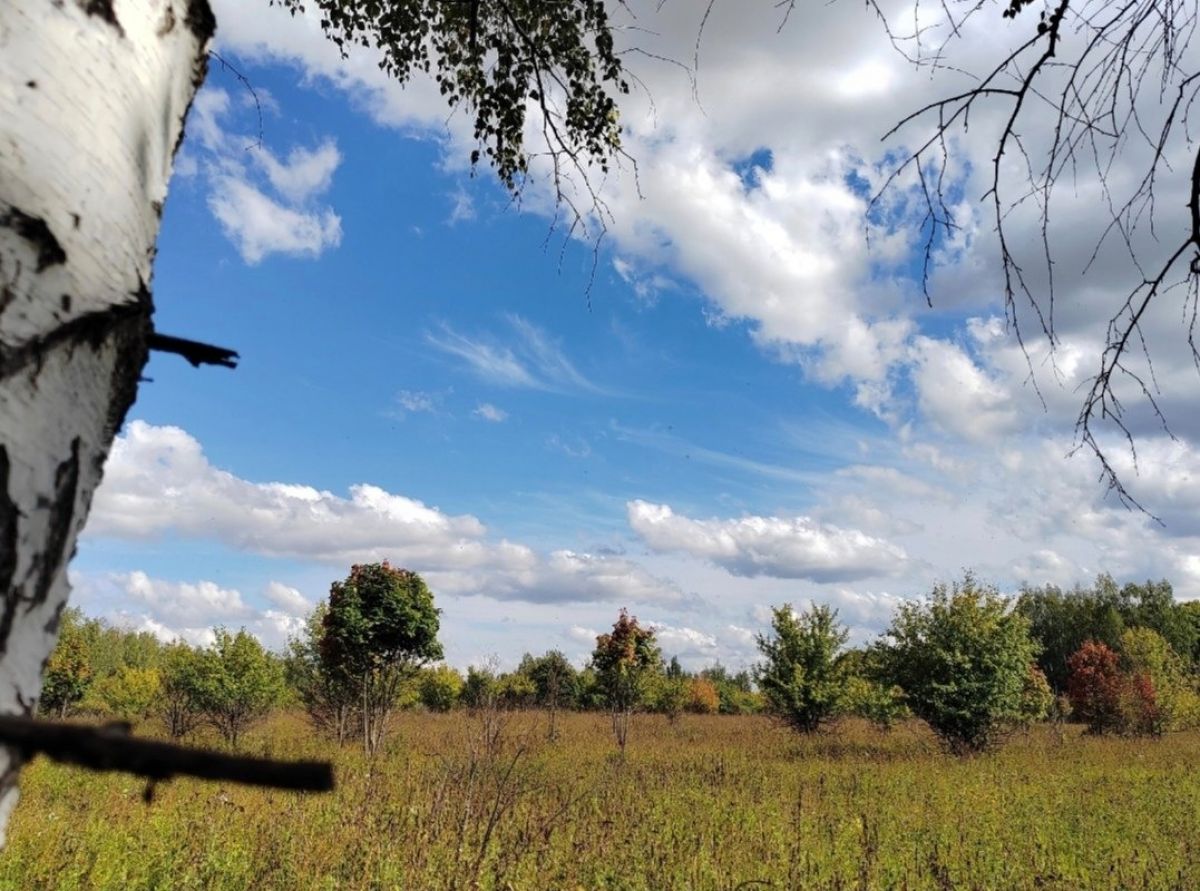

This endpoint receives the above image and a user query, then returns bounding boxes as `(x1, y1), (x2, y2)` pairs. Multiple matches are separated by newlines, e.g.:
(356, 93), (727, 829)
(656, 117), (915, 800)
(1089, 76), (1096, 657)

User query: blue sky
(71, 0), (1200, 669)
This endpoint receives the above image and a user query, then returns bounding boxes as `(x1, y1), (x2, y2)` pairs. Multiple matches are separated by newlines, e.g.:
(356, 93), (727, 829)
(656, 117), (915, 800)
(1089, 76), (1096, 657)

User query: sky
(71, 0), (1200, 671)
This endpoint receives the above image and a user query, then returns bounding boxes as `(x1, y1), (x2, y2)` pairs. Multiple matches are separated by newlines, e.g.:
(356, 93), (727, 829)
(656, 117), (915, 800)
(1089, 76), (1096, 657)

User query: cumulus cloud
(89, 422), (688, 607)
(77, 573), (309, 650)
(209, 175), (342, 264)
(123, 571), (252, 625)
(627, 500), (907, 582)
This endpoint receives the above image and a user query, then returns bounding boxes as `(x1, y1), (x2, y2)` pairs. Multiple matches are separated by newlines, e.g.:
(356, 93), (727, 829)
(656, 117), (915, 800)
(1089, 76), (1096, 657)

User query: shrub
(1018, 665), (1055, 725)
(159, 641), (204, 739)
(85, 666), (161, 721)
(755, 603), (849, 733)
(419, 666), (464, 712)
(193, 628), (284, 748)
(686, 678), (720, 714)
(843, 676), (907, 731)
(874, 575), (1039, 753)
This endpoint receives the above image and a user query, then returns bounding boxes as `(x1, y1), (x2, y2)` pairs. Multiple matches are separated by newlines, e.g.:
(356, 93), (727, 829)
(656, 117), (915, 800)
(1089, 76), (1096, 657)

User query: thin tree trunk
(0, 0), (213, 842)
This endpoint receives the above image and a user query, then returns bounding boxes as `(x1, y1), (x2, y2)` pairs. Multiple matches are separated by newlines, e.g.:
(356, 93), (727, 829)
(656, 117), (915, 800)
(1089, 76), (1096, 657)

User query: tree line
(39, 564), (1200, 755)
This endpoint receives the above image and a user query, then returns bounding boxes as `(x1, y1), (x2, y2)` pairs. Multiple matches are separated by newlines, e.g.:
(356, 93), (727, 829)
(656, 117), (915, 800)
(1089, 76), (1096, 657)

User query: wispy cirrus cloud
(426, 315), (606, 394)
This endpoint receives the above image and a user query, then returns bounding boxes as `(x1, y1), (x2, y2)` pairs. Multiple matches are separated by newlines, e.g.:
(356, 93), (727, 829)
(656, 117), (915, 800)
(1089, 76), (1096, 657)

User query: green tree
(419, 666), (464, 713)
(755, 603), (849, 734)
(192, 628), (284, 748)
(40, 609), (92, 718)
(86, 666), (162, 722)
(159, 641), (205, 739)
(322, 562), (443, 754)
(652, 673), (689, 724)
(1120, 627), (1199, 732)
(462, 665), (498, 710)
(285, 603), (358, 745)
(591, 609), (661, 752)
(496, 672), (536, 709)
(875, 575), (1040, 754)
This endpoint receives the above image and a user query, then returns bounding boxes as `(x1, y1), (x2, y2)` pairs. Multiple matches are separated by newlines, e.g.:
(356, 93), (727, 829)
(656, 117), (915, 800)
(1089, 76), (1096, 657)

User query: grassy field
(1, 711), (1198, 890)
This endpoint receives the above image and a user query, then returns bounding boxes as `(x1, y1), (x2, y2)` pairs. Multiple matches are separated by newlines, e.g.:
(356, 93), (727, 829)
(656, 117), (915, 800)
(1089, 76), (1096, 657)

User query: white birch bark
(0, 0), (213, 841)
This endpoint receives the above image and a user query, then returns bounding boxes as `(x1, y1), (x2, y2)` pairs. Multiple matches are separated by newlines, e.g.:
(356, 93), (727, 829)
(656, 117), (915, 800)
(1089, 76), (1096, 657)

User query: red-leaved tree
(1067, 640), (1163, 736)
(1066, 641), (1124, 734)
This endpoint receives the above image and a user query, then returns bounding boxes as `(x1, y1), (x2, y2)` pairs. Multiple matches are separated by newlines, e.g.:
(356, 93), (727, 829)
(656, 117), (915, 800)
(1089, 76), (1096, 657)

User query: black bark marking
(0, 208), (66, 273)
(43, 598), (66, 637)
(0, 441), (82, 654)
(0, 449), (19, 608)
(103, 311), (151, 441)
(25, 81), (36, 89)
(78, 0), (124, 36)
(157, 4), (176, 36)
(60, 295), (71, 313)
(32, 439), (80, 610)
(185, 0), (216, 44)
(0, 301), (148, 382)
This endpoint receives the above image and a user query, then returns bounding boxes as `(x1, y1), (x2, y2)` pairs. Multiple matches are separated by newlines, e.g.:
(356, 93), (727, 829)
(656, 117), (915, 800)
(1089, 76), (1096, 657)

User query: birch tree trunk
(0, 0), (213, 840)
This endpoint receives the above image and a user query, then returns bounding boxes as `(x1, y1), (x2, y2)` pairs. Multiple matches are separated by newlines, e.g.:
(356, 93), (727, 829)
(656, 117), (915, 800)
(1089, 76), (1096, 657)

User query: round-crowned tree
(755, 603), (849, 734)
(874, 575), (1040, 754)
(591, 609), (661, 753)
(321, 562), (443, 755)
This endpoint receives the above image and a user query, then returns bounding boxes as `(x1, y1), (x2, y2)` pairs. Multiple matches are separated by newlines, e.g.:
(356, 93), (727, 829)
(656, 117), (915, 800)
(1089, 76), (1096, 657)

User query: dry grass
(2, 712), (1199, 889)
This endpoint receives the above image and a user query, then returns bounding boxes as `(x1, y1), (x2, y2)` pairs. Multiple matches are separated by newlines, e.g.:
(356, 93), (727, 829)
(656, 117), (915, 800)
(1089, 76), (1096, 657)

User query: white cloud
(85, 574), (306, 650)
(473, 402), (508, 422)
(447, 185), (476, 224)
(253, 140), (342, 204)
(186, 86), (343, 264)
(391, 389), (437, 417)
(264, 581), (313, 617)
(646, 621), (719, 658)
(209, 175), (342, 264)
(627, 500), (907, 582)
(427, 315), (604, 394)
(89, 422), (687, 607)
(123, 571), (252, 624)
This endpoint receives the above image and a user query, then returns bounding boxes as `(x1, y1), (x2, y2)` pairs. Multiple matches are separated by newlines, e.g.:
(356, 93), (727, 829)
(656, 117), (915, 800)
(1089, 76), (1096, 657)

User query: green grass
(2, 712), (1199, 890)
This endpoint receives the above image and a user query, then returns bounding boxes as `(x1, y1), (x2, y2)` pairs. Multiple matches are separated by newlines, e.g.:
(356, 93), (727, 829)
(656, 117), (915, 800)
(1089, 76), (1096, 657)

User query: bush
(685, 678), (720, 714)
(192, 628), (284, 747)
(159, 642), (204, 738)
(874, 575), (1039, 754)
(1018, 665), (1055, 725)
(85, 666), (161, 721)
(419, 666), (463, 712)
(755, 603), (848, 733)
(843, 676), (907, 731)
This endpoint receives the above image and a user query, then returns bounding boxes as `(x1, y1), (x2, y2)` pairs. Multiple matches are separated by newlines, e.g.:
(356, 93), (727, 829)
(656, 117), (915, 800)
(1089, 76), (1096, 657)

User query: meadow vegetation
(6, 712), (1200, 890)
(17, 566), (1200, 888)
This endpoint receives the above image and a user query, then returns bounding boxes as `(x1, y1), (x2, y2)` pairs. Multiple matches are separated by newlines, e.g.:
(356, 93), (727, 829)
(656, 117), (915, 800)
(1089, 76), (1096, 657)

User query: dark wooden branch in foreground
(148, 333), (239, 369)
(0, 716), (333, 792)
